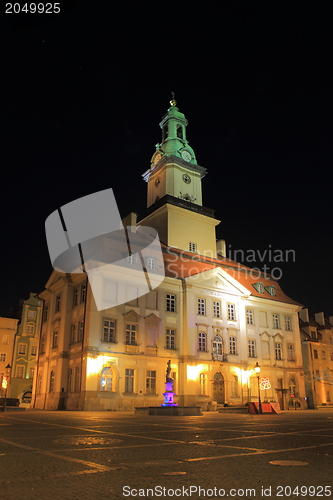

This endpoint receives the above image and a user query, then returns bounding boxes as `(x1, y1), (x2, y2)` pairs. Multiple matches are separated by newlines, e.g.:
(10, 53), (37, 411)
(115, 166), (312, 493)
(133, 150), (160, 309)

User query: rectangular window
(248, 339), (256, 358)
(125, 368), (134, 393)
(166, 294), (176, 312)
(26, 325), (34, 335)
(197, 298), (206, 315)
(52, 330), (58, 349)
(229, 336), (237, 355)
(126, 254), (137, 265)
(55, 295), (61, 312)
(68, 368), (73, 392)
(80, 284), (86, 303)
(285, 316), (292, 331)
(275, 342), (282, 360)
(228, 303), (236, 321)
(28, 310), (36, 318)
(213, 301), (221, 318)
(78, 321), (84, 342)
(40, 336), (45, 353)
(2, 335), (9, 345)
(125, 324), (137, 345)
(166, 329), (176, 350)
(287, 344), (294, 360)
(0, 353), (6, 362)
(16, 365), (24, 378)
(198, 332), (207, 352)
(246, 309), (254, 325)
(146, 370), (156, 394)
(272, 314), (280, 329)
(70, 324), (76, 344)
(31, 345), (37, 356)
(189, 242), (197, 252)
(103, 319), (116, 342)
(314, 349), (318, 359)
(73, 288), (78, 307)
(18, 343), (27, 355)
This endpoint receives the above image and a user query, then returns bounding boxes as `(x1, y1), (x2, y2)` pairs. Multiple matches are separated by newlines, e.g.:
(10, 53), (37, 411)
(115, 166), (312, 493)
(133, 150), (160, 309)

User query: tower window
(163, 124), (168, 141)
(177, 124), (183, 139)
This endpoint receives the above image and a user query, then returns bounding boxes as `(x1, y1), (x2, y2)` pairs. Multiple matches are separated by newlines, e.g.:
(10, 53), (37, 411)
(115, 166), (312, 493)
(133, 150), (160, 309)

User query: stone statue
(166, 360), (172, 382)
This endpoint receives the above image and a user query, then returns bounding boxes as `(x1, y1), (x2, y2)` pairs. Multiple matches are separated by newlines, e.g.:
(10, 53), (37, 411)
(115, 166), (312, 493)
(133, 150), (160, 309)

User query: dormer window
(253, 282), (265, 294)
(265, 285), (276, 297)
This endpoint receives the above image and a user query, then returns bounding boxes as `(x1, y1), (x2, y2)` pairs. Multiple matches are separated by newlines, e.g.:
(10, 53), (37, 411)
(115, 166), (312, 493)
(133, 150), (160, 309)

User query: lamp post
(3, 364), (11, 412)
(254, 362), (262, 414)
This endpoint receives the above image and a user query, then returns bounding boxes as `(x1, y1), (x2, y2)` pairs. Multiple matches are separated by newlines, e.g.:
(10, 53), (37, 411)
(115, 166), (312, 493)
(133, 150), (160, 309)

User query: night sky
(1, 3), (332, 318)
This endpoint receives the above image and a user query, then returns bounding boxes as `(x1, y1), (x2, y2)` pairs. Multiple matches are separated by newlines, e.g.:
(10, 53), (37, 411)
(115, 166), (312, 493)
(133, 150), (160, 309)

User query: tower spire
(170, 91), (177, 107)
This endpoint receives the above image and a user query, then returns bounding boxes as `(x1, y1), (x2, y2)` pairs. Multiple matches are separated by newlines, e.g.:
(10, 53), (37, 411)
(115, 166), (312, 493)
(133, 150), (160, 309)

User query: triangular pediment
(187, 267), (251, 297)
(123, 310), (140, 322)
(145, 313), (161, 325)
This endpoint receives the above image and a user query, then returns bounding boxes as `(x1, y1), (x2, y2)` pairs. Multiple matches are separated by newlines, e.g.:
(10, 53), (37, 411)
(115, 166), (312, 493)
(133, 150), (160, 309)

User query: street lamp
(254, 362), (262, 414)
(3, 364), (12, 412)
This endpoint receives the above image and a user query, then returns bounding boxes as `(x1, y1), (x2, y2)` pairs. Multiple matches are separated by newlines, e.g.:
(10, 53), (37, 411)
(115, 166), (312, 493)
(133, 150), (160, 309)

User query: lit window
(125, 323), (137, 345)
(197, 298), (206, 316)
(189, 242), (197, 252)
(26, 325), (34, 335)
(100, 366), (113, 391)
(198, 332), (207, 352)
(31, 345), (37, 356)
(275, 342), (282, 360)
(166, 329), (176, 350)
(18, 343), (27, 355)
(103, 319), (116, 343)
(0, 353), (6, 362)
(229, 336), (237, 355)
(265, 285), (276, 296)
(228, 304), (236, 321)
(73, 288), (78, 307)
(248, 339), (256, 358)
(213, 301), (221, 318)
(166, 294), (176, 312)
(146, 257), (156, 270)
(28, 310), (36, 318)
(125, 368), (134, 393)
(272, 314), (280, 329)
(146, 370), (156, 394)
(253, 282), (265, 294)
(246, 309), (254, 325)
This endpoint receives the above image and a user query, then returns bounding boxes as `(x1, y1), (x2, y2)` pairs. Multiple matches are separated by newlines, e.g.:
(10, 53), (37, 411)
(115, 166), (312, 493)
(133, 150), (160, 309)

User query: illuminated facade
(0, 317), (18, 397)
(10, 293), (42, 405)
(299, 309), (333, 408)
(33, 99), (306, 411)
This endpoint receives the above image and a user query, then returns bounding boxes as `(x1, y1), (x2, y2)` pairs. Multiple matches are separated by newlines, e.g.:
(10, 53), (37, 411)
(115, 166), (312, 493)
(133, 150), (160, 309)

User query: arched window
(213, 335), (223, 355)
(100, 366), (113, 392)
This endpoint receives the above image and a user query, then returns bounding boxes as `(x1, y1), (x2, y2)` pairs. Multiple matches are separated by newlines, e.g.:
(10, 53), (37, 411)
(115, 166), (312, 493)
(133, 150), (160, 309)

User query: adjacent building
(299, 309), (333, 408)
(0, 317), (18, 397)
(33, 98), (306, 411)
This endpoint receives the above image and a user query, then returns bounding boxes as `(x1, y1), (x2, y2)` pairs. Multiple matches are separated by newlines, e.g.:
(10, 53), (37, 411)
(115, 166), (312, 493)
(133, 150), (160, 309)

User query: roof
(162, 245), (302, 306)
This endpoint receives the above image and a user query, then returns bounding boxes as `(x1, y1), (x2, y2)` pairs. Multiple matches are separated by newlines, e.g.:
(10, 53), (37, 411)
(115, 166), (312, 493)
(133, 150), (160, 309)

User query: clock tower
(139, 96), (220, 258)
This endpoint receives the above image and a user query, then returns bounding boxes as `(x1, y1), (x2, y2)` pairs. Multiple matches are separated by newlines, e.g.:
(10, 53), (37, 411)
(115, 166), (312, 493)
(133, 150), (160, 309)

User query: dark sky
(1, 2), (332, 318)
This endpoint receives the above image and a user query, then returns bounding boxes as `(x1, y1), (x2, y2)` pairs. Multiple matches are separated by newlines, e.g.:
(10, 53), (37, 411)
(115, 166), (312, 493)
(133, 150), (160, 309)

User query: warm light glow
(86, 355), (117, 377)
(187, 364), (207, 381)
(241, 369), (249, 384)
(1, 376), (8, 389)
(254, 362), (261, 374)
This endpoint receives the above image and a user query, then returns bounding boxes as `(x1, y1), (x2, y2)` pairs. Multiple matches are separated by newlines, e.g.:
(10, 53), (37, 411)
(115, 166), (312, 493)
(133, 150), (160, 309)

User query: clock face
(181, 150), (192, 162)
(182, 174), (191, 184)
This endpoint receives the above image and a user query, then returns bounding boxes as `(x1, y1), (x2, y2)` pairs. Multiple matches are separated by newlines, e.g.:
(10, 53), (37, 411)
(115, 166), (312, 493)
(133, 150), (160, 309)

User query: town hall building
(33, 98), (306, 411)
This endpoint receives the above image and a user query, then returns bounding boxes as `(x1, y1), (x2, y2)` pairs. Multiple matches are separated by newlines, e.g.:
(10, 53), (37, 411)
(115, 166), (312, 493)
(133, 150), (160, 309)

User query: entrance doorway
(213, 372), (224, 404)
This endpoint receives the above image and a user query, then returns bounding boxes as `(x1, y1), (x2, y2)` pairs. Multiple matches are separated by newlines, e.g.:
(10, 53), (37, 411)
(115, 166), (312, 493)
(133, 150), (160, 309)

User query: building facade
(33, 99), (306, 411)
(300, 309), (333, 408)
(0, 317), (18, 398)
(10, 293), (42, 405)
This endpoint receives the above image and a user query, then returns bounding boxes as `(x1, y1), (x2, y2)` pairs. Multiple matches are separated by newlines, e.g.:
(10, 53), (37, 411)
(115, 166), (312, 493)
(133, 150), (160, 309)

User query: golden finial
(170, 91), (177, 107)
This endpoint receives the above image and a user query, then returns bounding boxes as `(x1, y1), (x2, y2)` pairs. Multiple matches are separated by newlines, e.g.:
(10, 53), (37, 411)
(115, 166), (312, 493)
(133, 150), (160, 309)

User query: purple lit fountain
(161, 360), (177, 407)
